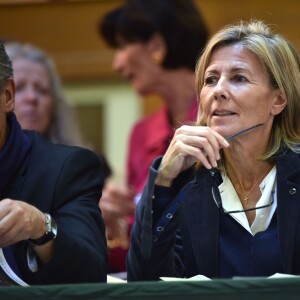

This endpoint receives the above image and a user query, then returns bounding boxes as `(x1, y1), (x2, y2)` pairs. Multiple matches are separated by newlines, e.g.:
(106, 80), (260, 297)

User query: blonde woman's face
(13, 58), (54, 136)
(199, 44), (280, 139)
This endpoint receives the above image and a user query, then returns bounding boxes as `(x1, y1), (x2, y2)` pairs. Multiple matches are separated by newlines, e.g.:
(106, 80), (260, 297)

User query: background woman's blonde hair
(195, 20), (300, 158)
(4, 41), (84, 147)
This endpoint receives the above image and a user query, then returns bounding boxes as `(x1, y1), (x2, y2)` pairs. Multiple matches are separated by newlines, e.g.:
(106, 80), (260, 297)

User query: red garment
(108, 100), (198, 273)
(127, 101), (198, 193)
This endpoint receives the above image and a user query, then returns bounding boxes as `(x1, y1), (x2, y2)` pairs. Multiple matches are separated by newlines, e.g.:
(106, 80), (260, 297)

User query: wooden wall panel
(0, 0), (123, 81)
(0, 0), (299, 83)
(197, 0), (300, 47)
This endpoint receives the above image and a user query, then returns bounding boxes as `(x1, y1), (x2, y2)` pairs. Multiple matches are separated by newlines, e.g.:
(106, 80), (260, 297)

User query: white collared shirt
(218, 166), (277, 235)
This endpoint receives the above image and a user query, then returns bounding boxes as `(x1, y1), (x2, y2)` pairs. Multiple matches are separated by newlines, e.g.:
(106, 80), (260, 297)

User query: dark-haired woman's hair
(100, 0), (209, 71)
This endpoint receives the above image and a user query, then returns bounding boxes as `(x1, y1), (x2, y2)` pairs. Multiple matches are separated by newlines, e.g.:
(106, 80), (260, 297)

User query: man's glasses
(210, 169), (274, 214)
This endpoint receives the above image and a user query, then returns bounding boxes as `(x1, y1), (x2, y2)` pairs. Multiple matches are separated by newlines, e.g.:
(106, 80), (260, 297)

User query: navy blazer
(3, 131), (107, 285)
(127, 149), (300, 280)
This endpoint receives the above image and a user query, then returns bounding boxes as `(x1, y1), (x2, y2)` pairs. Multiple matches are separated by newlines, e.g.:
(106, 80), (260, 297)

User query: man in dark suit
(0, 43), (107, 285)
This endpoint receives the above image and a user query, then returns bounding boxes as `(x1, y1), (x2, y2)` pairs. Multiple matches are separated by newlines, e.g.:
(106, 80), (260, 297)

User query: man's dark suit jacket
(127, 149), (300, 280)
(3, 131), (107, 285)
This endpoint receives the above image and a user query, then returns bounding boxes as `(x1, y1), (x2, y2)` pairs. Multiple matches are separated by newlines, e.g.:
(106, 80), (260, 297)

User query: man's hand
(0, 199), (45, 247)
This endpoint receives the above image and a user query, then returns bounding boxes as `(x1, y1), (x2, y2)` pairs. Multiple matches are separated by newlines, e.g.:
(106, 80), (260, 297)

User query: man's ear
(148, 33), (166, 65)
(2, 79), (15, 113)
(271, 90), (287, 116)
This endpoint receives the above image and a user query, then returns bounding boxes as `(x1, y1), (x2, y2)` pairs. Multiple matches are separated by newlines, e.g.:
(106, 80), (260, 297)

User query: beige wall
(63, 82), (141, 183)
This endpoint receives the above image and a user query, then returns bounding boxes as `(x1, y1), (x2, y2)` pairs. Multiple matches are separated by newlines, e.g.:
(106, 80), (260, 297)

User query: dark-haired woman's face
(13, 58), (54, 136)
(112, 40), (162, 96)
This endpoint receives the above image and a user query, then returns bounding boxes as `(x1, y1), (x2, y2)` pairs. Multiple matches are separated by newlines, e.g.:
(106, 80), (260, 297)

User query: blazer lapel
(183, 170), (220, 278)
(276, 152), (300, 273)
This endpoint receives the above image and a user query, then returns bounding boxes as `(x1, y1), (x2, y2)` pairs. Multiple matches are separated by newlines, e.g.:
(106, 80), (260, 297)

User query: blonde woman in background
(5, 41), (112, 177)
(5, 41), (83, 146)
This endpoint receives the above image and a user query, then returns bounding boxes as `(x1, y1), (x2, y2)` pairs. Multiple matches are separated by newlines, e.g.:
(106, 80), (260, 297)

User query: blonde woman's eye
(204, 76), (217, 85)
(234, 75), (247, 83)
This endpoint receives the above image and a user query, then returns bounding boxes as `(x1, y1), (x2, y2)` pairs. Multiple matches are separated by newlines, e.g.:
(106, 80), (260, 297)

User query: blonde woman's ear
(271, 90), (287, 116)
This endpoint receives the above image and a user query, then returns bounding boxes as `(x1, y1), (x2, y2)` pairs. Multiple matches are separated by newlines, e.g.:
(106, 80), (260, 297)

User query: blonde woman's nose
(213, 77), (229, 101)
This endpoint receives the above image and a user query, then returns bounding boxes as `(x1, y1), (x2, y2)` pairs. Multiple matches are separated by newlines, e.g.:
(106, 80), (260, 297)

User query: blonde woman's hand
(155, 125), (229, 187)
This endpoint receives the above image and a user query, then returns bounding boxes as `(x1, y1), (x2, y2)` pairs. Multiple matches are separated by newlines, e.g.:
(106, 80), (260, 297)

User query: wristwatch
(29, 213), (57, 246)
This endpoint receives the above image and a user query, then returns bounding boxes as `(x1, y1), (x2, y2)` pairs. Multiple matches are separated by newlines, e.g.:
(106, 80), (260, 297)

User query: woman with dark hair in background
(99, 0), (208, 273)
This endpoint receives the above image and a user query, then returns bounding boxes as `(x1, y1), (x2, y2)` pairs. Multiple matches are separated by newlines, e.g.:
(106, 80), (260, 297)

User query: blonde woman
(127, 20), (300, 280)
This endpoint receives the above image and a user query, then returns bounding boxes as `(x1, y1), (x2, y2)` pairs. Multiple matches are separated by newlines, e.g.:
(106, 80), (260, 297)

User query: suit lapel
(2, 155), (30, 201)
(276, 152), (300, 273)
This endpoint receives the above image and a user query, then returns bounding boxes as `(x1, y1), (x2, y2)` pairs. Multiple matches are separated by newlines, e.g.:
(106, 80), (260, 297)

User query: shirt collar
(219, 166), (277, 235)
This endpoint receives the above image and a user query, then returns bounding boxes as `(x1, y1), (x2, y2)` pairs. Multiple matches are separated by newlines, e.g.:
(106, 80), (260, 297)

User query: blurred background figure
(99, 0), (209, 274)
(4, 41), (112, 178)
(4, 41), (83, 146)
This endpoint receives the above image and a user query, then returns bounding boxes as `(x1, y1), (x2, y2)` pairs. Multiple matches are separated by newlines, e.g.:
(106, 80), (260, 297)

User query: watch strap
(29, 213), (57, 246)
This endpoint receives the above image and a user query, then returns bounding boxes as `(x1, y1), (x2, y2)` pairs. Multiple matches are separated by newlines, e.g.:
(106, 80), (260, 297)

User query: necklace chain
(240, 165), (273, 203)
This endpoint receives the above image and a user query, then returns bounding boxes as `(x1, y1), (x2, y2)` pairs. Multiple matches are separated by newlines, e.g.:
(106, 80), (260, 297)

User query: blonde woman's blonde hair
(195, 20), (300, 158)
